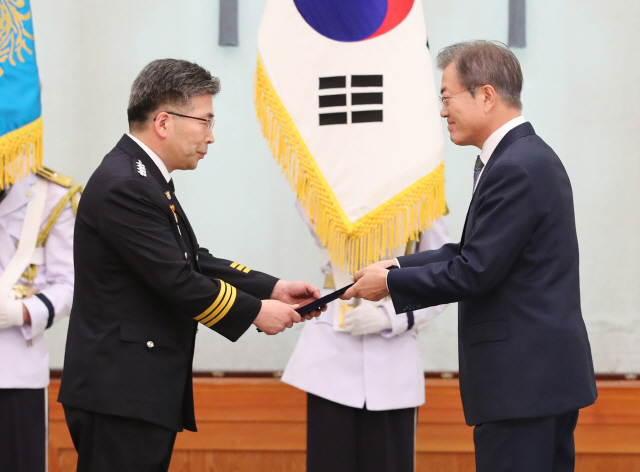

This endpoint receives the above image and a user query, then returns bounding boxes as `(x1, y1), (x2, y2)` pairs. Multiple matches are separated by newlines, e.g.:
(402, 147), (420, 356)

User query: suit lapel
(459, 123), (536, 247)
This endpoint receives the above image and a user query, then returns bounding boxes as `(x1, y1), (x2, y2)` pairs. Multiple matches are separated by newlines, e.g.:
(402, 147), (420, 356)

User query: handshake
(256, 258), (396, 335)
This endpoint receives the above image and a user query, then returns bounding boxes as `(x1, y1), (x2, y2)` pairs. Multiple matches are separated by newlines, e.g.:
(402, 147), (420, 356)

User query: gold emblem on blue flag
(0, 0), (42, 189)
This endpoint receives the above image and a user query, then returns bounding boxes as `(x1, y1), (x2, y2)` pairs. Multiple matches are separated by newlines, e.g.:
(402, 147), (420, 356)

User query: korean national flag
(256, 0), (446, 271)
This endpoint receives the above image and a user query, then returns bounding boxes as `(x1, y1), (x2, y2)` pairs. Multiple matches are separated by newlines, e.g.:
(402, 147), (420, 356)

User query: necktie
(473, 156), (484, 190)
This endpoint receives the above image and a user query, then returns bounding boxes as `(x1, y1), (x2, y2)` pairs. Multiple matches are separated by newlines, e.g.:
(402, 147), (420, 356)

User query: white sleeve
(381, 216), (449, 337)
(21, 193), (75, 340)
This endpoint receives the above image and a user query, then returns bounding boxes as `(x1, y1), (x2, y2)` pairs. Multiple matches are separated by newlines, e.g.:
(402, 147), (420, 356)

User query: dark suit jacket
(58, 135), (278, 432)
(388, 123), (597, 426)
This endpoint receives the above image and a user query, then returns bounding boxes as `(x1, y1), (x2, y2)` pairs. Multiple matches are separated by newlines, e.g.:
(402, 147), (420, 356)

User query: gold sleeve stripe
(231, 261), (252, 273)
(194, 281), (228, 322)
(200, 284), (233, 325)
(204, 285), (237, 327)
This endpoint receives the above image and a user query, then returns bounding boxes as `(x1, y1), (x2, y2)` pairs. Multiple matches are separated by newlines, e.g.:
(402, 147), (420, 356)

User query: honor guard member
(0, 165), (81, 472)
(58, 59), (321, 472)
(283, 208), (449, 472)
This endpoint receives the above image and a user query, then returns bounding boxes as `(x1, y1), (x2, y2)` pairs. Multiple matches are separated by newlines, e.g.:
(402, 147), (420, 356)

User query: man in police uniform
(0, 165), (81, 472)
(58, 59), (321, 471)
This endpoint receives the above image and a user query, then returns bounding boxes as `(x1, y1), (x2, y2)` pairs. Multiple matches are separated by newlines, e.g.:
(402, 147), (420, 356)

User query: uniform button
(184, 252), (188, 259)
(147, 341), (154, 349)
(196, 255), (199, 261)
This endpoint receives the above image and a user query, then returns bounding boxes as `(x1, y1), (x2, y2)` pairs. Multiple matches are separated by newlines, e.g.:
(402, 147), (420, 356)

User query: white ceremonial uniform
(282, 217), (449, 411)
(0, 173), (75, 388)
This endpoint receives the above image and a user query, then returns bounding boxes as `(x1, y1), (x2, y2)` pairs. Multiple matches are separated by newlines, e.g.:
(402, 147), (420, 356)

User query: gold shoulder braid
(36, 166), (74, 188)
(16, 168), (83, 292)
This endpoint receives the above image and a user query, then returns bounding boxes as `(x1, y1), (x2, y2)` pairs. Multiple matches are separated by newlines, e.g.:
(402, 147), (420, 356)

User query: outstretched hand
(341, 259), (396, 301)
(253, 299), (301, 335)
(271, 280), (324, 320)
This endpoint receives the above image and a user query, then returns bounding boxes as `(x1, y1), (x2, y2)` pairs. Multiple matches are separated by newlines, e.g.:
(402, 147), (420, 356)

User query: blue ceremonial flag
(256, 0), (446, 272)
(0, 0), (42, 189)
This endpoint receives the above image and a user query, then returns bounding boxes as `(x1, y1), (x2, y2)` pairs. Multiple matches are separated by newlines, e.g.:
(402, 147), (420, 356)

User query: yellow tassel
(0, 117), (43, 190)
(254, 54), (446, 272)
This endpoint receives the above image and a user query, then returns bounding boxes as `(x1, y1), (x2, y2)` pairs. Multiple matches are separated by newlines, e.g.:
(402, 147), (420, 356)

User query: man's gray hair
(127, 59), (221, 129)
(436, 41), (523, 110)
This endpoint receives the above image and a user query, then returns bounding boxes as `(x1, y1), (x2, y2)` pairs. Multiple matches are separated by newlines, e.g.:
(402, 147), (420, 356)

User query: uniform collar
(116, 135), (172, 194)
(479, 115), (527, 166)
(126, 133), (171, 183)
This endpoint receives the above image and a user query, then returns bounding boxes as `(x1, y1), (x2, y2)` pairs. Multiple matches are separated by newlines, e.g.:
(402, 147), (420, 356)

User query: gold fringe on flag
(0, 117), (43, 190)
(254, 54), (446, 272)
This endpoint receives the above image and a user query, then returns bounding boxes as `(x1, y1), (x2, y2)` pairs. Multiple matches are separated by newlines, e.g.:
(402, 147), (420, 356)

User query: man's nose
(440, 106), (448, 118)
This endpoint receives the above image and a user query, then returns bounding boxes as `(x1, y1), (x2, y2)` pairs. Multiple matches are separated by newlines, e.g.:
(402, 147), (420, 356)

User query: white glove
(0, 295), (24, 329)
(343, 301), (391, 336)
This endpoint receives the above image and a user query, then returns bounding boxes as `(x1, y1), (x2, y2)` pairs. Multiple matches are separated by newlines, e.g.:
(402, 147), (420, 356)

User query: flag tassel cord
(254, 54), (446, 272)
(0, 117), (43, 190)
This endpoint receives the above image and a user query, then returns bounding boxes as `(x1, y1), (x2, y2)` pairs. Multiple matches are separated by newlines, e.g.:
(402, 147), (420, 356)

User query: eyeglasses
(164, 111), (215, 131)
(439, 86), (480, 109)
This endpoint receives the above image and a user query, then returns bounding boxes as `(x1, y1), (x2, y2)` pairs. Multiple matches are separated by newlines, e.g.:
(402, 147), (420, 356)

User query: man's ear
(482, 84), (498, 112)
(153, 112), (170, 139)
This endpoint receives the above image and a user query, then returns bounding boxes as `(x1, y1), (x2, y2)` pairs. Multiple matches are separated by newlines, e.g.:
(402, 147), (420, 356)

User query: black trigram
(318, 75), (383, 126)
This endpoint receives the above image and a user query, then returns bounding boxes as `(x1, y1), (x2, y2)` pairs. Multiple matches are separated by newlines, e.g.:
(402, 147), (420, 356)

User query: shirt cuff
(21, 295), (51, 339)
(378, 300), (409, 337)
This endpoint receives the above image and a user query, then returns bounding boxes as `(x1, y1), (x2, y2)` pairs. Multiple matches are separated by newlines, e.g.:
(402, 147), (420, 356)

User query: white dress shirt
(473, 115), (527, 192)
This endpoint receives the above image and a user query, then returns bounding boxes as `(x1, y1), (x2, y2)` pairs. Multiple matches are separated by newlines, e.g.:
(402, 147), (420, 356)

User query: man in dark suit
(343, 41), (597, 472)
(58, 59), (321, 471)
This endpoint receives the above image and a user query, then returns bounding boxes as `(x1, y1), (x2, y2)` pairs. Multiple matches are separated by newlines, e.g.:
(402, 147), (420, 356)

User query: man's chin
(449, 134), (469, 147)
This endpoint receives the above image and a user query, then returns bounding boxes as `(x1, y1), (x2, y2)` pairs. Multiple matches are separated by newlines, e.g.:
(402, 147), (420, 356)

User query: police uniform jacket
(282, 218), (448, 411)
(387, 123), (597, 425)
(0, 174), (75, 388)
(58, 135), (278, 432)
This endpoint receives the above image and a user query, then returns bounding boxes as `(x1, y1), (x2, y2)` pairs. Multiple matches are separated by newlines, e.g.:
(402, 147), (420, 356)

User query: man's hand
(0, 295), (24, 329)
(253, 300), (302, 335)
(341, 260), (394, 301)
(364, 259), (397, 271)
(271, 280), (324, 320)
(343, 302), (391, 336)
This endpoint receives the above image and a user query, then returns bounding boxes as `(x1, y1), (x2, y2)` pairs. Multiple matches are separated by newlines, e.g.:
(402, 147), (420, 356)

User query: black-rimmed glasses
(164, 111), (215, 131)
